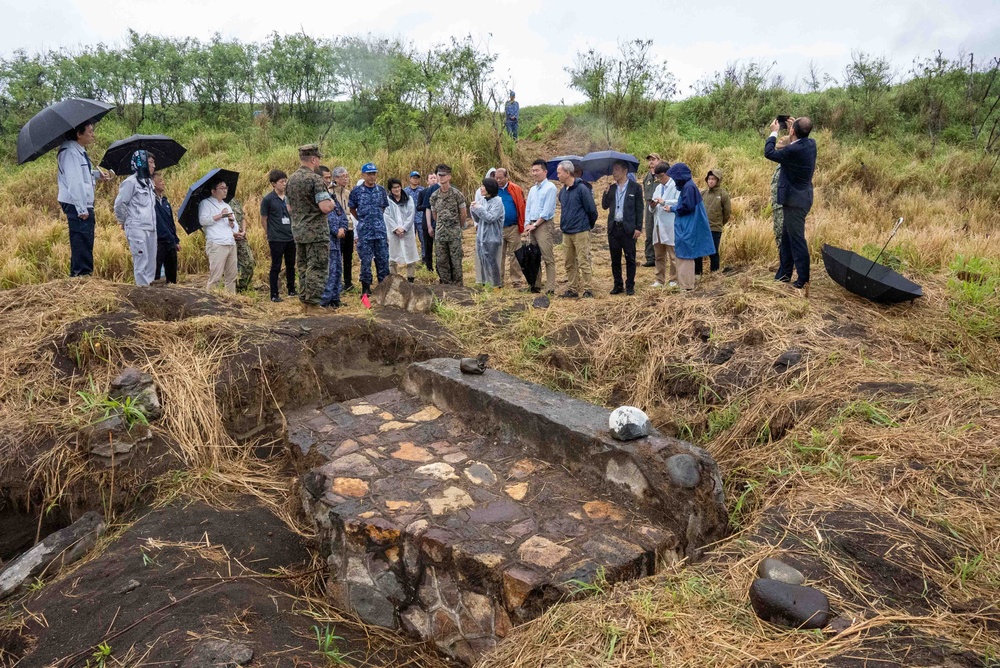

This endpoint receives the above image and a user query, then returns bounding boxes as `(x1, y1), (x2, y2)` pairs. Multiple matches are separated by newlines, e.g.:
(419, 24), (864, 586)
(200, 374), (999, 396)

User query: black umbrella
(514, 243), (542, 288)
(100, 134), (187, 174)
(17, 98), (116, 164)
(580, 150), (640, 179)
(822, 219), (922, 304)
(546, 155), (583, 181)
(176, 169), (240, 235)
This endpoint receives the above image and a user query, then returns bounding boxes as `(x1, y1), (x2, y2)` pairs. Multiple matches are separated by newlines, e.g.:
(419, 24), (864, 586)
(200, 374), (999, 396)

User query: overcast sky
(2, 0), (997, 104)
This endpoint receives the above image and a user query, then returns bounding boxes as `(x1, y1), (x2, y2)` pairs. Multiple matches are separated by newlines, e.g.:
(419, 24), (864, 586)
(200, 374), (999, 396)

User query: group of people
(55, 113), (816, 303)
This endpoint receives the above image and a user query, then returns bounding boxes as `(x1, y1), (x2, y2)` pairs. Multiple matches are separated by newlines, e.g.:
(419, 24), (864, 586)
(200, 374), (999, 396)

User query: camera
(776, 115), (791, 128)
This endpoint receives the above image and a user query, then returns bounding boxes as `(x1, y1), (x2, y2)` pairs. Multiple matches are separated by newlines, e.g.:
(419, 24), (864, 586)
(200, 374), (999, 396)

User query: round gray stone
(749, 578), (832, 630)
(665, 454), (700, 489)
(609, 406), (651, 441)
(180, 639), (253, 668)
(757, 557), (805, 586)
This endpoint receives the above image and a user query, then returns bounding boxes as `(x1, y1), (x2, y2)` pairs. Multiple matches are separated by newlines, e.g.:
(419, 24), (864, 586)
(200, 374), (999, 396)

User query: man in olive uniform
(641, 153), (661, 267)
(286, 144), (335, 307)
(229, 199), (256, 292)
(428, 164), (467, 284)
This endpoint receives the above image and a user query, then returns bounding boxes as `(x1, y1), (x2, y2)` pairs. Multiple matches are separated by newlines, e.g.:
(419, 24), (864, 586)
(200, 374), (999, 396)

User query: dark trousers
(61, 203), (95, 277)
(694, 230), (724, 274)
(268, 240), (296, 297)
(608, 225), (637, 290)
(155, 240), (178, 283)
(422, 223), (435, 272)
(341, 229), (355, 288)
(776, 206), (810, 283)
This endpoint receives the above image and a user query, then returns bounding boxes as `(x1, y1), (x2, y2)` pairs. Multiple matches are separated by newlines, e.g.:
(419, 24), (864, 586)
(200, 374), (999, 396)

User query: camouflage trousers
(236, 236), (256, 293)
(772, 204), (784, 247)
(435, 232), (463, 284)
(296, 241), (330, 306)
(357, 235), (390, 288)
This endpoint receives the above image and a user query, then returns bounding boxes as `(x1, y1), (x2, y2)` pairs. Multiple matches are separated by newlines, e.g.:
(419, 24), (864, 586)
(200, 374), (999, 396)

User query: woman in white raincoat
(472, 167), (496, 283)
(649, 161), (679, 287)
(384, 178), (420, 281)
(470, 176), (504, 287)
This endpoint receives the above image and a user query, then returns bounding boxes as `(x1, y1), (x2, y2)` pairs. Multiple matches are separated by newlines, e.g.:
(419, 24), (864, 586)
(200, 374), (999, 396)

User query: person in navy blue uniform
(152, 171), (181, 284)
(765, 116), (817, 291)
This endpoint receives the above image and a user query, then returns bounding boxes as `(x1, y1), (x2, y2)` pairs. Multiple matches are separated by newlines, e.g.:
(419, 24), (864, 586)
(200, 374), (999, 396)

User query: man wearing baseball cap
(348, 162), (390, 297)
(404, 171), (425, 260)
(285, 144), (335, 307)
(642, 153), (662, 267)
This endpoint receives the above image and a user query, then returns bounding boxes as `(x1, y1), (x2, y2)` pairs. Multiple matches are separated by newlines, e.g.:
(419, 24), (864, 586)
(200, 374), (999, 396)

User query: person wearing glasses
(198, 179), (239, 292)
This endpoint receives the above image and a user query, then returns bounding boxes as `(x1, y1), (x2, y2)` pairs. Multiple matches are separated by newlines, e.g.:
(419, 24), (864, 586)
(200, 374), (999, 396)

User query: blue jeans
(320, 235), (343, 305)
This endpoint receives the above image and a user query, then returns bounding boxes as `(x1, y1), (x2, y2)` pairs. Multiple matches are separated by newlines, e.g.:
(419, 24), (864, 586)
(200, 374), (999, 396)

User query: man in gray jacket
(57, 121), (114, 276)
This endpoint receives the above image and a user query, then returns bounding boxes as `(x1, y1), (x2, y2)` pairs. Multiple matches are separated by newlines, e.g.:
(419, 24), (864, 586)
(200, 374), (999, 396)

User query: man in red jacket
(495, 168), (526, 287)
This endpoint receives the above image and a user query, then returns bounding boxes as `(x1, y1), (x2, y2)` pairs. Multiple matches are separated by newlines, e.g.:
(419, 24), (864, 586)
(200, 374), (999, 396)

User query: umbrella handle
(864, 217), (904, 277)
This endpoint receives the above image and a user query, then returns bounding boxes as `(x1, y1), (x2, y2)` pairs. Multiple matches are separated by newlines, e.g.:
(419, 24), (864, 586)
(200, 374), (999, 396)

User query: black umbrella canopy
(17, 98), (116, 164)
(580, 151), (640, 179)
(822, 244), (923, 305)
(514, 242), (542, 287)
(176, 169), (240, 235)
(100, 135), (187, 175)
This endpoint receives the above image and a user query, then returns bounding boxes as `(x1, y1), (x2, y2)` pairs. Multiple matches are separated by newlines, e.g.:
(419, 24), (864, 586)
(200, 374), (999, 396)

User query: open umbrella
(177, 169), (240, 235)
(546, 155), (583, 181)
(580, 150), (640, 179)
(822, 219), (922, 304)
(514, 243), (542, 288)
(17, 98), (116, 164)
(100, 135), (187, 174)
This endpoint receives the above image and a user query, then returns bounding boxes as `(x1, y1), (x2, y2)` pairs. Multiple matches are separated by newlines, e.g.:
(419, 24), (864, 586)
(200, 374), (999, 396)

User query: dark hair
(268, 169), (287, 184)
(531, 159), (547, 169)
(435, 163), (452, 175)
(482, 177), (499, 198)
(316, 165), (331, 176)
(654, 162), (670, 175)
(612, 159), (630, 172)
(63, 121), (94, 142)
(212, 179), (229, 191)
(793, 117), (813, 138)
(387, 178), (402, 190)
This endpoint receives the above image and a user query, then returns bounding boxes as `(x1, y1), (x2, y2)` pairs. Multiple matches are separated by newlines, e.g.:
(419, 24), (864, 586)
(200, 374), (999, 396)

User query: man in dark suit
(765, 116), (816, 291)
(601, 160), (645, 295)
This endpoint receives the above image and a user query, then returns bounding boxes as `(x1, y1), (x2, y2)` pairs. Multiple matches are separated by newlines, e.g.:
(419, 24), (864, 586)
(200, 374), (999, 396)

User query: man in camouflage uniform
(641, 153), (661, 267)
(348, 162), (390, 296)
(229, 199), (256, 293)
(286, 144), (335, 307)
(429, 163), (467, 284)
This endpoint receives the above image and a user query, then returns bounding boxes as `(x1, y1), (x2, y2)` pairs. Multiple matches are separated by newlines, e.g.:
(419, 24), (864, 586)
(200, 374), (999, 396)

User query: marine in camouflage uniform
(770, 165), (784, 247)
(286, 145), (333, 306)
(429, 178), (467, 284)
(229, 199), (256, 293)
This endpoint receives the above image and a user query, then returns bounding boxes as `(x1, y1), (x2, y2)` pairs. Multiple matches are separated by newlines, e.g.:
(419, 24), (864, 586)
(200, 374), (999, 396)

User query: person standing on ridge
(286, 144), (335, 307)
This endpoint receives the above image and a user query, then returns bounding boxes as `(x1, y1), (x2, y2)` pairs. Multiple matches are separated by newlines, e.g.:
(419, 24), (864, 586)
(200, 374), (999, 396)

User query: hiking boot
(642, 261), (655, 267)
(270, 296), (282, 303)
(288, 290), (298, 297)
(560, 289), (579, 299)
(609, 286), (624, 295)
(625, 287), (635, 296)
(651, 281), (663, 288)
(361, 282), (371, 297)
(582, 290), (594, 298)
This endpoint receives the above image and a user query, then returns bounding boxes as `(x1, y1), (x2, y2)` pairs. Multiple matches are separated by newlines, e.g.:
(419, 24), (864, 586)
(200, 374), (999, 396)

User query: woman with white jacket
(114, 151), (158, 286)
(384, 178), (420, 281)
(198, 179), (239, 293)
(649, 162), (679, 288)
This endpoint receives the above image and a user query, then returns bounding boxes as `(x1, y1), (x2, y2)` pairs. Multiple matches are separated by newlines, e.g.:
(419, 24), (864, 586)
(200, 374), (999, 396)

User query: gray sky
(2, 0), (997, 104)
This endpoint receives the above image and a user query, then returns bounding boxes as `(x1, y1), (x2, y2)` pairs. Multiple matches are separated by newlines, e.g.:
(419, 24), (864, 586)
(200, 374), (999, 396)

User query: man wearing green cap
(286, 144), (334, 307)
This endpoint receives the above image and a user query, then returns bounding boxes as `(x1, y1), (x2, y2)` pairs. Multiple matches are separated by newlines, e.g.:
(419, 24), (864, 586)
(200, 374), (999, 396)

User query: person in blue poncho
(665, 163), (716, 291)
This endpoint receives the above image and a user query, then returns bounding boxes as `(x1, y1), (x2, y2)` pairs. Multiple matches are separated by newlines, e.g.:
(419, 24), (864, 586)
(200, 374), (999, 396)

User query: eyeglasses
(215, 185), (229, 190)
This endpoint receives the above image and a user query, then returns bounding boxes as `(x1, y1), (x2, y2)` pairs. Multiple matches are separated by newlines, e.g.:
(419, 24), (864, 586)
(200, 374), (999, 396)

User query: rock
(350, 583), (398, 628)
(82, 415), (152, 460)
(665, 454), (701, 489)
(115, 579), (141, 595)
(757, 557), (805, 586)
(0, 511), (106, 599)
(464, 462), (497, 486)
(110, 366), (162, 420)
(608, 406), (651, 441)
(532, 296), (550, 309)
(773, 348), (803, 374)
(460, 355), (489, 375)
(518, 535), (571, 569)
(371, 274), (435, 313)
(749, 578), (832, 630)
(180, 638), (253, 668)
(710, 345), (736, 365)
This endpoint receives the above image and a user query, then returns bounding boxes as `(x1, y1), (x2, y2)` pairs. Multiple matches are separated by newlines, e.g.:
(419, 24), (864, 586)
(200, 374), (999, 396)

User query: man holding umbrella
(57, 122), (114, 276)
(286, 144), (335, 307)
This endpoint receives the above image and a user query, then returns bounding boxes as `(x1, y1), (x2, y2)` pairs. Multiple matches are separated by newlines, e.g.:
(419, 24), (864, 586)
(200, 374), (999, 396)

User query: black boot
(361, 282), (371, 296)
(407, 277), (415, 283)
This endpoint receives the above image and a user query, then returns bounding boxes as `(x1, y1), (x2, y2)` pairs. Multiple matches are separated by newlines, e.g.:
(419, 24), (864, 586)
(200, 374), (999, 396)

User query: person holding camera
(765, 116), (816, 292)
(198, 179), (240, 293)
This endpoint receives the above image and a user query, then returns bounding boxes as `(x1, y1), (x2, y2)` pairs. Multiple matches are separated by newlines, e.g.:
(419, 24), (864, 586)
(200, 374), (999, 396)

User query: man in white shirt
(523, 159), (558, 294)
(56, 121), (113, 276)
(649, 162), (679, 287)
(197, 180), (239, 293)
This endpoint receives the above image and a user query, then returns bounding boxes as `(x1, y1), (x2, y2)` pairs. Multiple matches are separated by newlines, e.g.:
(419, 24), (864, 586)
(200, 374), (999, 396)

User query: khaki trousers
(676, 257), (696, 290)
(563, 231), (592, 293)
(530, 220), (556, 293)
(654, 243), (677, 284)
(500, 225), (525, 286)
(206, 241), (238, 293)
